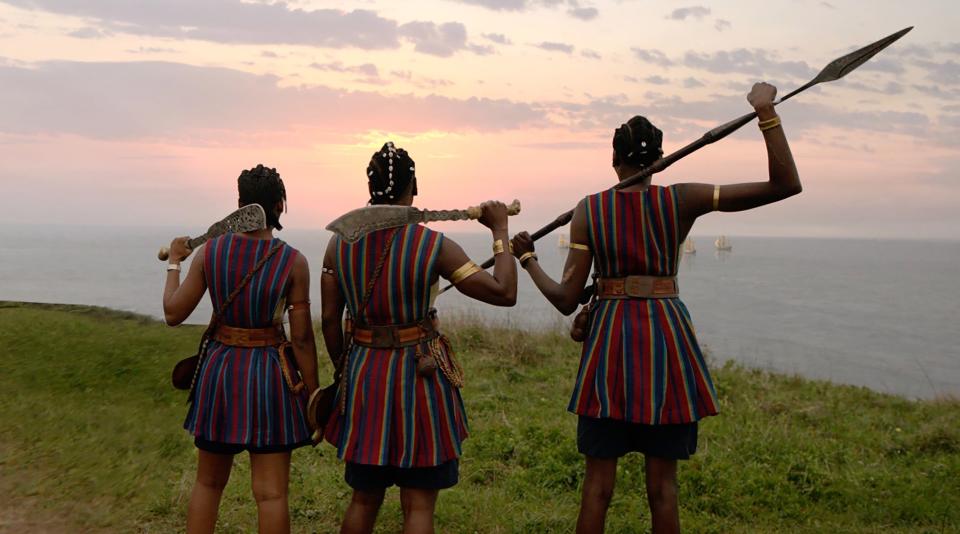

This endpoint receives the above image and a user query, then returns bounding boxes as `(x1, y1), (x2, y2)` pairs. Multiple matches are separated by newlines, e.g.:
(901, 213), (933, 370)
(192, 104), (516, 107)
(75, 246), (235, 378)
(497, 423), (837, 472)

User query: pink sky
(0, 1), (958, 238)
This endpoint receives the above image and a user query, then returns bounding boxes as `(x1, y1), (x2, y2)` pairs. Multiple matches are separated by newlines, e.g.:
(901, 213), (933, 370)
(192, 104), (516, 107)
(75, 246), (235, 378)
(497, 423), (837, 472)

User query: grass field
(0, 301), (958, 533)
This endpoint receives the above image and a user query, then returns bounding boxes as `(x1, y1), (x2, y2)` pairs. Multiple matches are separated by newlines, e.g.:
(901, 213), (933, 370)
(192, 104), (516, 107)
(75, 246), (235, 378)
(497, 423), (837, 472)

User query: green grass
(0, 301), (958, 533)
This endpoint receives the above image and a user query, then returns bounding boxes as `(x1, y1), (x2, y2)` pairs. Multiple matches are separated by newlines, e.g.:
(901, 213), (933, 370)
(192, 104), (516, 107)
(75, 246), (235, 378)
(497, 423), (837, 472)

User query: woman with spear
(510, 82), (802, 533)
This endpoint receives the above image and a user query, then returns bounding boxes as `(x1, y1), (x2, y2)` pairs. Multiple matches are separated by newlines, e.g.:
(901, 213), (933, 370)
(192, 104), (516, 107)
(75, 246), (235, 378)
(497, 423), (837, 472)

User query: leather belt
(596, 276), (678, 299)
(213, 325), (286, 347)
(352, 318), (439, 349)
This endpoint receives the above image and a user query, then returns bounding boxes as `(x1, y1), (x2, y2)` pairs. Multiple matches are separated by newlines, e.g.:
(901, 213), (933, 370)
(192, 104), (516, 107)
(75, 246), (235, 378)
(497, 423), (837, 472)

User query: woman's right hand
(510, 231), (535, 259)
(168, 236), (193, 263)
(478, 200), (509, 232)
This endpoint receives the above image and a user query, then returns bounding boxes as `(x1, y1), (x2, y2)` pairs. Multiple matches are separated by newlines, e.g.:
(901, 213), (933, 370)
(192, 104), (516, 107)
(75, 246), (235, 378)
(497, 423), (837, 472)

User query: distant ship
(558, 233), (570, 249)
(683, 238), (697, 255)
(715, 235), (732, 251)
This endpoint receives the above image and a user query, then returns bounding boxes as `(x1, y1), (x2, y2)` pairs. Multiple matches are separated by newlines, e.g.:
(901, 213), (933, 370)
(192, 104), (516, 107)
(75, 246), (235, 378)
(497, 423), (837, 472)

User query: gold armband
(568, 242), (590, 251)
(449, 261), (482, 285)
(713, 185), (720, 212)
(758, 116), (781, 132)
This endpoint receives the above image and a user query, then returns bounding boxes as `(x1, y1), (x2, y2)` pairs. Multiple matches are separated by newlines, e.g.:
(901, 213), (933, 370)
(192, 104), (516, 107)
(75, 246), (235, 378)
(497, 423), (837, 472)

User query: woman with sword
(511, 82), (802, 534)
(319, 142), (518, 534)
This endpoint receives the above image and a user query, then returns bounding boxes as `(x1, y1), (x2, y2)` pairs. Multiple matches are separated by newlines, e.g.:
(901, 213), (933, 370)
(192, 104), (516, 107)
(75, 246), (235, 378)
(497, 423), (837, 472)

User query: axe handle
(157, 235), (205, 262)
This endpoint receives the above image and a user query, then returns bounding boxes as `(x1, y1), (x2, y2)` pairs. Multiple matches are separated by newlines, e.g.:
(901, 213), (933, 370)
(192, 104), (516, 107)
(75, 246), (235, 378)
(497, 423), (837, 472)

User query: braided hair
(238, 164), (287, 230)
(367, 142), (416, 205)
(612, 115), (663, 169)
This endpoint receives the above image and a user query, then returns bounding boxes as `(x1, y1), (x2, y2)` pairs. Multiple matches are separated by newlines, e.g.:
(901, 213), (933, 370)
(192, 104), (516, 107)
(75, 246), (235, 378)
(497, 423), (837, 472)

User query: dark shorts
(345, 460), (459, 492)
(194, 436), (310, 455)
(577, 416), (698, 460)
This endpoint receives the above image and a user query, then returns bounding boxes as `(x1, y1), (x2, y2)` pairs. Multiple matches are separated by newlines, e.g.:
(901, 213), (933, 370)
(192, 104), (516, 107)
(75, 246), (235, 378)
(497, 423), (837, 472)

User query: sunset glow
(1, 1), (957, 238)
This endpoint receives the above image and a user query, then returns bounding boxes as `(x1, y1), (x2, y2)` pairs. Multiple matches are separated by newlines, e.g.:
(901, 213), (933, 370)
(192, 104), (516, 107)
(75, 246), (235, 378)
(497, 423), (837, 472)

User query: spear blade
(780, 26), (913, 103)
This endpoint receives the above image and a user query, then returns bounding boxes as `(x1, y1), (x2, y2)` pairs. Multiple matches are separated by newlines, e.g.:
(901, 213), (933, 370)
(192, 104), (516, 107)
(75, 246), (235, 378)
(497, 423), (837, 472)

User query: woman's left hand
(511, 231), (535, 259)
(168, 236), (193, 263)
(747, 82), (777, 112)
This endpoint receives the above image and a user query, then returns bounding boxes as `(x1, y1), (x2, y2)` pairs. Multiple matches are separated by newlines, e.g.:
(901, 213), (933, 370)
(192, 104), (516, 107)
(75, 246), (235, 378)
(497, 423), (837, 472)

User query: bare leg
(250, 451), (292, 534)
(340, 488), (386, 534)
(576, 456), (618, 534)
(186, 450), (234, 534)
(645, 456), (680, 534)
(399, 488), (439, 534)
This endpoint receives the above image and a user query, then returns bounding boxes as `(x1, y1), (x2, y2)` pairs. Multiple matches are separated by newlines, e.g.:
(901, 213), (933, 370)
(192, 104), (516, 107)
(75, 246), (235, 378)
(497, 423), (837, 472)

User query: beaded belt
(213, 325), (286, 347)
(596, 276), (678, 299)
(352, 318), (439, 349)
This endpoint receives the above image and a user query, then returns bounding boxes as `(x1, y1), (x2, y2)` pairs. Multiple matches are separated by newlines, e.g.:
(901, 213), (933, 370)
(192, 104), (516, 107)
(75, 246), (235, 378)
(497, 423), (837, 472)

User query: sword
(157, 204), (267, 261)
(326, 200), (521, 243)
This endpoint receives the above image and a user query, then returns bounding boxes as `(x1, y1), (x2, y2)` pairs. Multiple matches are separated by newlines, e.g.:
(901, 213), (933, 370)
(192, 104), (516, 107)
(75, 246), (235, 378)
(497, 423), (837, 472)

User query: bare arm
(320, 237), (346, 365)
(510, 199), (593, 315)
(435, 201), (517, 307)
(286, 253), (319, 394)
(162, 238), (207, 326)
(678, 82), (802, 225)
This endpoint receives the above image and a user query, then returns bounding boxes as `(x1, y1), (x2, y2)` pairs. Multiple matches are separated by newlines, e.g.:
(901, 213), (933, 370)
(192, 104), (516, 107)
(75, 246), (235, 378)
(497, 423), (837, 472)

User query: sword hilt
(464, 199), (522, 219)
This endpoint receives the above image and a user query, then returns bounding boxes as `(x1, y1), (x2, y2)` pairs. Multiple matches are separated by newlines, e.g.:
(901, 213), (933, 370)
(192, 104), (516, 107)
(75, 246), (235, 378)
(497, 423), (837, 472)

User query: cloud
(310, 61), (380, 78)
(567, 6), (598, 20)
(645, 75), (670, 85)
(261, 51), (279, 59)
(67, 27), (108, 39)
(666, 6), (711, 21)
(482, 33), (512, 45)
(682, 49), (816, 79)
(537, 42), (574, 54)
(1, 0), (481, 56)
(632, 48), (673, 67)
(581, 49), (602, 60)
(683, 77), (704, 88)
(714, 19), (731, 32)
(398, 21), (469, 57)
(449, 0), (599, 20)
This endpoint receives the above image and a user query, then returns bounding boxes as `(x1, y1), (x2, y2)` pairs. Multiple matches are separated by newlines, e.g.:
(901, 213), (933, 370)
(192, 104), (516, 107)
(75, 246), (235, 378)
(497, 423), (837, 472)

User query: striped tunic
(324, 225), (468, 467)
(569, 186), (719, 425)
(184, 234), (311, 448)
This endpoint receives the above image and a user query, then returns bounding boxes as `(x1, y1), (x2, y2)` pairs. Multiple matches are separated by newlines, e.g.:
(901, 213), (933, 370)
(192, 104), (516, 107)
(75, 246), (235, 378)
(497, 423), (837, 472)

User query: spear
(439, 26), (913, 295)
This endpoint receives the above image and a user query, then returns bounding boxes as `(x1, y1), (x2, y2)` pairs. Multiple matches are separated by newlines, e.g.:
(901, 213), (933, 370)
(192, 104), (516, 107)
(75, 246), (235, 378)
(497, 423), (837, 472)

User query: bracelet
(758, 116), (781, 132)
(167, 263), (181, 272)
(492, 239), (514, 255)
(568, 243), (590, 251)
(713, 184), (720, 211)
(519, 252), (538, 267)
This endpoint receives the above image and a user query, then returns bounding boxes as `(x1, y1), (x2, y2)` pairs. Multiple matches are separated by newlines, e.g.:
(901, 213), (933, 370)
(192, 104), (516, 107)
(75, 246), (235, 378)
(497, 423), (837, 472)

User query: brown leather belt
(352, 318), (439, 349)
(597, 276), (679, 299)
(213, 325), (286, 347)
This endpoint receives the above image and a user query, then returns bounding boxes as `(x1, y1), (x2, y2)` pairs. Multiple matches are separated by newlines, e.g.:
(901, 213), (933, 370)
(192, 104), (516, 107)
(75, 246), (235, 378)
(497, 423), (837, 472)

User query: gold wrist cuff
(519, 252), (538, 267)
(568, 242), (590, 251)
(713, 185), (720, 211)
(492, 239), (513, 255)
(449, 261), (482, 285)
(758, 116), (781, 132)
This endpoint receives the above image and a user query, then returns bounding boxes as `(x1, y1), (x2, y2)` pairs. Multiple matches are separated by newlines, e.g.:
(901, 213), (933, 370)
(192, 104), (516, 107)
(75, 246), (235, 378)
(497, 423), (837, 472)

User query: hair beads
(367, 142), (416, 205)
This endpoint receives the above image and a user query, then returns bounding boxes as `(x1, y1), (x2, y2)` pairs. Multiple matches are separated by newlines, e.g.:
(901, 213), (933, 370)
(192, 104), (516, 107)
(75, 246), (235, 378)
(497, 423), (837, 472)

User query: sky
(0, 0), (957, 239)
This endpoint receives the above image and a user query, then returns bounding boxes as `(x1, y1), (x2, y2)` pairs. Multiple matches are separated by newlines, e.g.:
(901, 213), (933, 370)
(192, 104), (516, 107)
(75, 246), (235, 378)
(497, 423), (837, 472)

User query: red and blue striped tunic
(569, 186), (719, 425)
(324, 225), (468, 467)
(184, 234), (311, 448)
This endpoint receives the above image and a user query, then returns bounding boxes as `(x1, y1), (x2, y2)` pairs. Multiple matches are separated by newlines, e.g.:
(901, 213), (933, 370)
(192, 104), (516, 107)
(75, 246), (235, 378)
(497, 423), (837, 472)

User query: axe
(327, 200), (521, 243)
(157, 204), (267, 261)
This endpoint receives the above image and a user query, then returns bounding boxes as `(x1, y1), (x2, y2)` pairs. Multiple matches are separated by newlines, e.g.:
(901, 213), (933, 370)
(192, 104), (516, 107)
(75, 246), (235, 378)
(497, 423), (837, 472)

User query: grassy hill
(0, 301), (957, 533)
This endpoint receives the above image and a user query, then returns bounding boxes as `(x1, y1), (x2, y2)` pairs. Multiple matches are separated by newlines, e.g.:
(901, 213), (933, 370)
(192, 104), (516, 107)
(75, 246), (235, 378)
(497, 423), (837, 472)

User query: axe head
(326, 205), (418, 243)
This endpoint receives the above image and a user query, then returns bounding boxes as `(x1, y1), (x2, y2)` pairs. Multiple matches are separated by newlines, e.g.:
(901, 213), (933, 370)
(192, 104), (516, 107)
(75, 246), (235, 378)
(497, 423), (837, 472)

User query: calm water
(1, 225), (958, 399)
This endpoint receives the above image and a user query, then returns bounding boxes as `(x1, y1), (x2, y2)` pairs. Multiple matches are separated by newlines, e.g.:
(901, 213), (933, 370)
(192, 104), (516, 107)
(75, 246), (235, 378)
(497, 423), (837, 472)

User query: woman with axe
(163, 165), (320, 534)
(511, 82), (802, 534)
(318, 142), (517, 534)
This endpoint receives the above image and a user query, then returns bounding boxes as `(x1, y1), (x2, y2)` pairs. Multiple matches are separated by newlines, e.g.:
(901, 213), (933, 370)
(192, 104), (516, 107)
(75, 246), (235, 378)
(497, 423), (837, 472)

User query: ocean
(1, 225), (957, 400)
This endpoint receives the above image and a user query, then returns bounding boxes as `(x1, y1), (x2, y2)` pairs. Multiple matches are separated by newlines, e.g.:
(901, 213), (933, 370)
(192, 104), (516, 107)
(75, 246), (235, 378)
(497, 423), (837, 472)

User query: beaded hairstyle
(367, 142), (416, 205)
(612, 115), (663, 169)
(238, 164), (287, 230)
